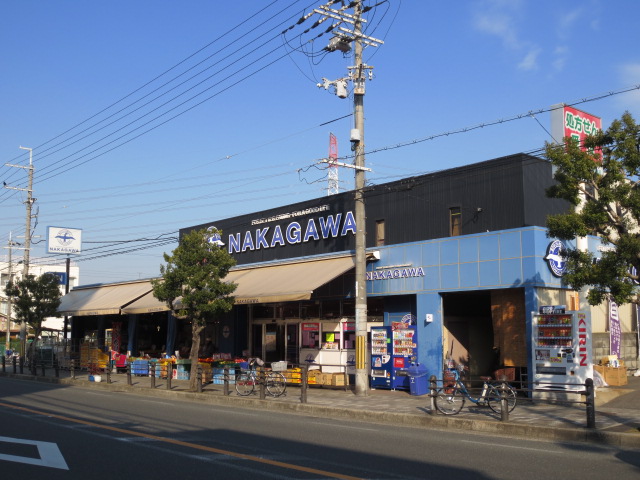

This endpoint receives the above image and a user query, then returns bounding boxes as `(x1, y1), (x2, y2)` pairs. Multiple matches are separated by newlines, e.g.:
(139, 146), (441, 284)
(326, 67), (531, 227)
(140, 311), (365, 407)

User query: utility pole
(352, 0), (368, 397)
(4, 233), (15, 351)
(310, 0), (382, 396)
(5, 146), (35, 356)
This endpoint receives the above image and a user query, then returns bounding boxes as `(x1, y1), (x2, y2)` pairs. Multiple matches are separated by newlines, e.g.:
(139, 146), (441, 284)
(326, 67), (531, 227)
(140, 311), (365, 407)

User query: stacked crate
(131, 359), (149, 376)
(282, 367), (302, 384)
(212, 366), (236, 384)
(174, 360), (191, 380)
(200, 363), (213, 383)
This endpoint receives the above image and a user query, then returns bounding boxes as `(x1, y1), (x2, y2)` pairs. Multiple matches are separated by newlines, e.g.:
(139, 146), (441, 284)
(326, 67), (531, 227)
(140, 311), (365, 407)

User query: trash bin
(407, 363), (429, 396)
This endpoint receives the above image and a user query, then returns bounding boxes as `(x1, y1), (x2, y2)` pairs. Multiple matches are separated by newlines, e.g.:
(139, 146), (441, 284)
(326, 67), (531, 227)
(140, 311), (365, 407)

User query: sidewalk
(2, 367), (639, 448)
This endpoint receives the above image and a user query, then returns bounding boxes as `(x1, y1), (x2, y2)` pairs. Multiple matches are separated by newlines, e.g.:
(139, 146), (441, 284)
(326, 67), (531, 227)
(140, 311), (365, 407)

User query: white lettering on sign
(228, 211), (356, 254)
(366, 267), (425, 281)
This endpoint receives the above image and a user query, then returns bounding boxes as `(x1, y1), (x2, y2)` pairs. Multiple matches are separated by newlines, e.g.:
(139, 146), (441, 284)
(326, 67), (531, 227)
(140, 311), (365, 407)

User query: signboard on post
(550, 104), (602, 152)
(46, 227), (82, 254)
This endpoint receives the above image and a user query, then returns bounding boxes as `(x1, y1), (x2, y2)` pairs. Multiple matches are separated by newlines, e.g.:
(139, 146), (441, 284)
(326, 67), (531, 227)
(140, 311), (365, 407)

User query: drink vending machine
(532, 307), (592, 391)
(370, 325), (418, 390)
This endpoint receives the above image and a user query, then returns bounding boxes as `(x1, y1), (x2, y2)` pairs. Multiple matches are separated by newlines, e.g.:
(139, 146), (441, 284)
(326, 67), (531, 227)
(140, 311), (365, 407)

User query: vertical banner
(609, 299), (621, 358)
(637, 305), (640, 363)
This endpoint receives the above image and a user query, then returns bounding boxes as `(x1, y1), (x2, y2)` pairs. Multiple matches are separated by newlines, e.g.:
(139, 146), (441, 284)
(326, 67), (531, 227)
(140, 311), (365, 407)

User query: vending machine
(532, 307), (592, 391)
(370, 325), (418, 390)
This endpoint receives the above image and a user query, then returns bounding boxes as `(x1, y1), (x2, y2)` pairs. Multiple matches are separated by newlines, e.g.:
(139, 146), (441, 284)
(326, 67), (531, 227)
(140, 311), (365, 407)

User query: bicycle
(435, 366), (517, 415)
(235, 358), (287, 397)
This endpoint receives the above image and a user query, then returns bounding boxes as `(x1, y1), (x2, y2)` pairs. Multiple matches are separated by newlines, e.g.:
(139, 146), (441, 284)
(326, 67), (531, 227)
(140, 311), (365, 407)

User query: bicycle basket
(443, 370), (456, 394)
(271, 361), (287, 372)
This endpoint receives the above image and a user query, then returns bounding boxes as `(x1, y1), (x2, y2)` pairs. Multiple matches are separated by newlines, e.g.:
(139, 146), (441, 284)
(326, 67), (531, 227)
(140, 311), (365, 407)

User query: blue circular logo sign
(545, 240), (567, 277)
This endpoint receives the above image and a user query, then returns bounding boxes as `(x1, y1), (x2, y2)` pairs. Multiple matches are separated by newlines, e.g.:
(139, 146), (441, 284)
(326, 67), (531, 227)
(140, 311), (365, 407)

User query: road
(0, 377), (638, 479)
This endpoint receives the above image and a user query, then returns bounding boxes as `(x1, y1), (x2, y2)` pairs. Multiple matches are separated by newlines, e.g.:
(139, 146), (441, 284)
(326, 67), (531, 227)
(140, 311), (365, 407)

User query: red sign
(394, 357), (405, 368)
(301, 323), (319, 331)
(561, 106), (602, 153)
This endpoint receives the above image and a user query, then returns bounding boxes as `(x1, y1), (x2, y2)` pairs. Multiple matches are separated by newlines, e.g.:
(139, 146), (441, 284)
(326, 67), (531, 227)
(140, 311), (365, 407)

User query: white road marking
(0, 436), (68, 470)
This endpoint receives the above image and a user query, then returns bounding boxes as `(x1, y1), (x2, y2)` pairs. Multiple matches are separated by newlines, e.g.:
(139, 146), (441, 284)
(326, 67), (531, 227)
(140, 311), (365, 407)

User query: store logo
(206, 226), (225, 247)
(545, 240), (567, 277)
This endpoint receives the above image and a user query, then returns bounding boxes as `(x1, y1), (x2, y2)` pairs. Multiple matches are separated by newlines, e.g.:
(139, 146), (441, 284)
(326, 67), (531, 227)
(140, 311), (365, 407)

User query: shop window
(450, 206), (461, 236)
(300, 301), (319, 319)
(342, 321), (355, 349)
(281, 303), (299, 318)
(367, 297), (384, 321)
(252, 305), (275, 319)
(342, 299), (355, 317)
(322, 299), (340, 319)
(376, 219), (385, 246)
(322, 330), (341, 350)
(301, 322), (320, 348)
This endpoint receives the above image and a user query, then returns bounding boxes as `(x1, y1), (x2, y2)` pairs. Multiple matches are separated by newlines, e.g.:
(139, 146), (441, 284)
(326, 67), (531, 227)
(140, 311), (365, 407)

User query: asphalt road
(0, 378), (638, 479)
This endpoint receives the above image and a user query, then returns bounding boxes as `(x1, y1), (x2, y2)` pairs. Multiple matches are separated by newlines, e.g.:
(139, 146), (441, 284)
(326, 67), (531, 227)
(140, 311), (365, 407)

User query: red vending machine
(370, 325), (418, 390)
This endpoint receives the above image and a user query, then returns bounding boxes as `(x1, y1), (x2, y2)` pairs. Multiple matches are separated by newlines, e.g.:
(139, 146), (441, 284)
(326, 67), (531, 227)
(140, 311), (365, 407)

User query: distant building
(0, 259), (79, 336)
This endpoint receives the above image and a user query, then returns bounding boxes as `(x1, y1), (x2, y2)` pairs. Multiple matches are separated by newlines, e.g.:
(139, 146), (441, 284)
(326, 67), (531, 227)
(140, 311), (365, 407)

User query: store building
(179, 152), (599, 386)
(60, 152), (637, 386)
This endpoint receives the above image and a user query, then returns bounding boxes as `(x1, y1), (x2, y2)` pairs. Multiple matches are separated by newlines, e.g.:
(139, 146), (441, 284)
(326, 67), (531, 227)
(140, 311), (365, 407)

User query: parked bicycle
(435, 365), (517, 415)
(235, 358), (287, 397)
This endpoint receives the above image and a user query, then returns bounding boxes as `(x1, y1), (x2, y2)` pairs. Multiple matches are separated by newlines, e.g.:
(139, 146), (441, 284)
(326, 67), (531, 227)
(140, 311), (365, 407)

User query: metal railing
(427, 374), (597, 428)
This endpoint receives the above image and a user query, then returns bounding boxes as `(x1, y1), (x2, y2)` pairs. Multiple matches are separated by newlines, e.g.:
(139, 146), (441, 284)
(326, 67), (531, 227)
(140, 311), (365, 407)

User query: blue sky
(1, 0), (639, 286)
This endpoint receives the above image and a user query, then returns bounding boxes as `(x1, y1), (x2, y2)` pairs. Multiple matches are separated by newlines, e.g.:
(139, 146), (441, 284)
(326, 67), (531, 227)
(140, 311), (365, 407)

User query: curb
(3, 372), (640, 448)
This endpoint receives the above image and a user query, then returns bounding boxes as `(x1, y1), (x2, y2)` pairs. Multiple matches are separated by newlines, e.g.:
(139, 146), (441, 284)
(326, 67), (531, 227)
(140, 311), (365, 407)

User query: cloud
(473, 0), (523, 50)
(552, 46), (568, 72)
(616, 63), (640, 111)
(472, 0), (541, 70)
(518, 47), (541, 71)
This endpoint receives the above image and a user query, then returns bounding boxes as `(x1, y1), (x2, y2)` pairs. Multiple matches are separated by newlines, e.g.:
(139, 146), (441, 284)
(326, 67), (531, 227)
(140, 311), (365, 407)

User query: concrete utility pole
(311, 0), (383, 396)
(5, 146), (35, 355)
(5, 233), (15, 351)
(352, 0), (368, 397)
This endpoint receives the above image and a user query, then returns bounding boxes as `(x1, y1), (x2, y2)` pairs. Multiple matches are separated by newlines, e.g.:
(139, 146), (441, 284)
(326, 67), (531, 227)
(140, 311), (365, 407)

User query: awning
(225, 255), (355, 304)
(58, 280), (154, 316)
(71, 255), (355, 315)
(120, 291), (171, 315)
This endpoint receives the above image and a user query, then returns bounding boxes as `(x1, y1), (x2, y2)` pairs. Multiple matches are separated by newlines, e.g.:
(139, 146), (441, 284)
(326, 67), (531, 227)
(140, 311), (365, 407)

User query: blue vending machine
(370, 325), (418, 390)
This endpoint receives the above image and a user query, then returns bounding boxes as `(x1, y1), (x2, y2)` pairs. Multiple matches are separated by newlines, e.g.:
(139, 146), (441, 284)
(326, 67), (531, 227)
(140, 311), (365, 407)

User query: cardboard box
(331, 373), (348, 386)
(595, 365), (628, 386)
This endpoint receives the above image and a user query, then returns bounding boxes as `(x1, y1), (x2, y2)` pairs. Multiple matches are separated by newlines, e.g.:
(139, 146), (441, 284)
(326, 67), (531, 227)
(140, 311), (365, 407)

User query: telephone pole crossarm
(319, 158), (371, 171)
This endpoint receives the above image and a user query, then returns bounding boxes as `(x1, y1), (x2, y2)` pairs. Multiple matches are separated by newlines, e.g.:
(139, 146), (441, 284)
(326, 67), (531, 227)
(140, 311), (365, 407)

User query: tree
(151, 228), (237, 390)
(545, 111), (640, 306)
(5, 273), (62, 362)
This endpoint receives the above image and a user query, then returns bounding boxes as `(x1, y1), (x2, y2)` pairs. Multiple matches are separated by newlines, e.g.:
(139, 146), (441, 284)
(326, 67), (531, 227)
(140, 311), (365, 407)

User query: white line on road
(0, 436), (69, 470)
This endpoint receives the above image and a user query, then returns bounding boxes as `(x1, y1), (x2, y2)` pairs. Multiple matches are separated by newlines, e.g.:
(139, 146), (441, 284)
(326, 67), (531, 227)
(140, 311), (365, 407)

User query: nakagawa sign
(47, 226), (82, 254)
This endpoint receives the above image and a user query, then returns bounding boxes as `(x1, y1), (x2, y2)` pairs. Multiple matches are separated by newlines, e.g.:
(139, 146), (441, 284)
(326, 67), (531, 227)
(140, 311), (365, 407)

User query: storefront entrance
(251, 322), (299, 364)
(442, 291), (496, 377)
(442, 289), (527, 379)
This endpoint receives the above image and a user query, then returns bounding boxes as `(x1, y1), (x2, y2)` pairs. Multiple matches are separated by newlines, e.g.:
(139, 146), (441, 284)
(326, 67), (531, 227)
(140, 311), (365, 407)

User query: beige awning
(120, 291), (171, 315)
(226, 255), (355, 304)
(68, 256), (355, 315)
(58, 280), (154, 316)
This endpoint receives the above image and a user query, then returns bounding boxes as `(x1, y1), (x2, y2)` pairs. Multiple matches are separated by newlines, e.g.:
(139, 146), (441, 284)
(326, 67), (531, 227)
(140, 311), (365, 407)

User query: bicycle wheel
(235, 373), (255, 396)
(435, 387), (465, 415)
(487, 383), (517, 414)
(265, 372), (287, 397)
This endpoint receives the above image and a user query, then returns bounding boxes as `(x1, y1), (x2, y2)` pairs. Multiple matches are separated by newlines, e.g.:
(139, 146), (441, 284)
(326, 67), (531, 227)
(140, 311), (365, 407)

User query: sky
(1, 0), (639, 287)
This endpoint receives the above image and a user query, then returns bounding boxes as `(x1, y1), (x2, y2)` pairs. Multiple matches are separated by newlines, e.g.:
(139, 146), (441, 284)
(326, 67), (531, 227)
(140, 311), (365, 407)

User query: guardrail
(427, 374), (597, 428)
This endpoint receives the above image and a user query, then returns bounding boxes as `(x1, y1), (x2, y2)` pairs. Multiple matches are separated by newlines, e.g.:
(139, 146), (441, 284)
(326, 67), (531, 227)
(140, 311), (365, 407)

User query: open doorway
(442, 291), (497, 378)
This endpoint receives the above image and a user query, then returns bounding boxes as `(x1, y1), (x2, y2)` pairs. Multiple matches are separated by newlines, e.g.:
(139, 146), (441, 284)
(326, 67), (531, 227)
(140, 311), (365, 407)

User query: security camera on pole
(311, 0), (383, 396)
